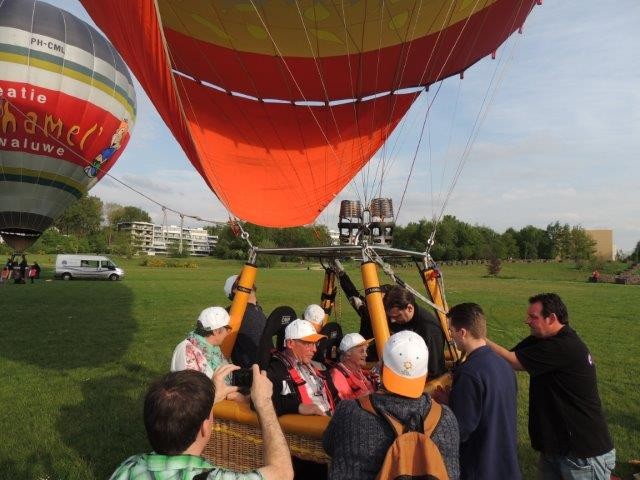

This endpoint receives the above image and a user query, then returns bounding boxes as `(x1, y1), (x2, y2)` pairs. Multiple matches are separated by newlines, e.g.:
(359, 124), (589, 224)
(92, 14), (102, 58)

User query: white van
(55, 254), (125, 281)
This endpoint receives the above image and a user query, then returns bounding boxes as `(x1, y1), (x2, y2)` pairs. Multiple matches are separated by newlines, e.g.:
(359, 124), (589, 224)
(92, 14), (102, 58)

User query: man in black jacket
(266, 319), (336, 417)
(383, 286), (446, 378)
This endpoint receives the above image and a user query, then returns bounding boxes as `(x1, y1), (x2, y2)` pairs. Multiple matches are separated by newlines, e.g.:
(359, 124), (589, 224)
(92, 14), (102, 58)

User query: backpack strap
(357, 395), (405, 437)
(423, 400), (443, 437)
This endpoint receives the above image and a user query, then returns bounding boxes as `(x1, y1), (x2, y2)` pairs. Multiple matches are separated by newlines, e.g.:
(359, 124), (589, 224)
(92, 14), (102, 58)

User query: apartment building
(117, 221), (218, 256)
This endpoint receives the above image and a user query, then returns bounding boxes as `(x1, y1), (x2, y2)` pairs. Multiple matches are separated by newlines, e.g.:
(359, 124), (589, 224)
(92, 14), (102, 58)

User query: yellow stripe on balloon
(158, 0), (497, 57)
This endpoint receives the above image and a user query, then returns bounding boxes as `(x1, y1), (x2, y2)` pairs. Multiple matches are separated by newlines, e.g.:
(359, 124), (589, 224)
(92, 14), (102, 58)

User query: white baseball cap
(197, 306), (230, 331)
(303, 304), (325, 327)
(285, 319), (326, 342)
(339, 332), (373, 353)
(382, 330), (429, 398)
(223, 275), (238, 299)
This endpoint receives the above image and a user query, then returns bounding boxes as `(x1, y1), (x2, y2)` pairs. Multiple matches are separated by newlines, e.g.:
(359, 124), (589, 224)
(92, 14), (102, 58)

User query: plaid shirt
(109, 453), (264, 480)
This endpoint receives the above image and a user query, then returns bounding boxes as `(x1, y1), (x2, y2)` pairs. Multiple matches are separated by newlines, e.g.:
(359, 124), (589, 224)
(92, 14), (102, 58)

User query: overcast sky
(50, 0), (640, 252)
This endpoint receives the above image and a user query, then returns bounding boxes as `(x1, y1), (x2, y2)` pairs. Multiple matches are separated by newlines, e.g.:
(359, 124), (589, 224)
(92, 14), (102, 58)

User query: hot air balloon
(0, 0), (136, 252)
(80, 0), (536, 228)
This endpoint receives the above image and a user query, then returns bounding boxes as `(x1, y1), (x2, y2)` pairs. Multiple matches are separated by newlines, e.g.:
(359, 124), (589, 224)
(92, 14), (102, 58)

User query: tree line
(392, 216), (599, 262)
(2, 194), (625, 264)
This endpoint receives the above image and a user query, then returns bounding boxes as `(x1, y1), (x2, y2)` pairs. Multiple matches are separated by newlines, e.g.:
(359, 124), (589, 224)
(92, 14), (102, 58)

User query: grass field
(0, 256), (638, 479)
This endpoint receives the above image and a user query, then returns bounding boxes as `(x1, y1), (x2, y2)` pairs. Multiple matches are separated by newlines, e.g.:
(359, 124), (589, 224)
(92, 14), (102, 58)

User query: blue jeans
(538, 449), (616, 480)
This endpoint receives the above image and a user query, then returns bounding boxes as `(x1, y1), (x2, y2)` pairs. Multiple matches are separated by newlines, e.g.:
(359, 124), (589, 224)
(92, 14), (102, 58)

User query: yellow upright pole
(421, 267), (460, 362)
(221, 263), (257, 358)
(361, 261), (390, 359)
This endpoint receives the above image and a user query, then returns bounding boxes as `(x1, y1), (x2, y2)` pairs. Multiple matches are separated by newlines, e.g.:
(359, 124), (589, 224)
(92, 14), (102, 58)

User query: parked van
(55, 255), (125, 281)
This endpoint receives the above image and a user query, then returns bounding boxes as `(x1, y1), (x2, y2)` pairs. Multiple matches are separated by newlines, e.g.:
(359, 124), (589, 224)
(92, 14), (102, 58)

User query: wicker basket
(202, 402), (330, 471)
(203, 373), (452, 472)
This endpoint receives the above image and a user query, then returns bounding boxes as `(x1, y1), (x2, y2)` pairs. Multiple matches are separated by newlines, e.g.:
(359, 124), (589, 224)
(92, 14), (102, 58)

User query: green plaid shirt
(109, 453), (264, 480)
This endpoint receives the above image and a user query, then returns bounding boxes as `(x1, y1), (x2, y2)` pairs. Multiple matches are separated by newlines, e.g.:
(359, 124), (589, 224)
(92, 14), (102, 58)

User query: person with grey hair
(171, 306), (246, 402)
(329, 333), (378, 400)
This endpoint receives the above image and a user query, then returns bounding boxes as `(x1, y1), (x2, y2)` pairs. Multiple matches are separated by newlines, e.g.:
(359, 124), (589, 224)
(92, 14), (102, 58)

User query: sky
(48, 0), (640, 252)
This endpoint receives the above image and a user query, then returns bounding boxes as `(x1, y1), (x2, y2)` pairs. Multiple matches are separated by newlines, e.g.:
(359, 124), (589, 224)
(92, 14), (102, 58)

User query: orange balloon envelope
(81, 0), (537, 227)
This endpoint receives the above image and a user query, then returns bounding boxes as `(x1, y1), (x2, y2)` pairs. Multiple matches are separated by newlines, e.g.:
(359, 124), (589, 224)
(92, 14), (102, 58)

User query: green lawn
(0, 257), (638, 479)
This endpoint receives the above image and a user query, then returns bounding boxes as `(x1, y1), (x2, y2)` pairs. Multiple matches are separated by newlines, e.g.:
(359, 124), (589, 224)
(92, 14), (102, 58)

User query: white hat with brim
(197, 306), (230, 331)
(381, 330), (428, 399)
(223, 275), (238, 299)
(285, 319), (326, 343)
(339, 332), (374, 353)
(303, 304), (326, 326)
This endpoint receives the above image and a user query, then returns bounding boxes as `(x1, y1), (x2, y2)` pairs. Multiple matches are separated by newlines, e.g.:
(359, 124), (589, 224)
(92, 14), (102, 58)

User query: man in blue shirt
(435, 303), (520, 479)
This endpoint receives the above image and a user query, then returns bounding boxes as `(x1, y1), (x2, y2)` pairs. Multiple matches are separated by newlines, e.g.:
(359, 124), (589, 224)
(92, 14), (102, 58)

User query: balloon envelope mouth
(0, 228), (43, 253)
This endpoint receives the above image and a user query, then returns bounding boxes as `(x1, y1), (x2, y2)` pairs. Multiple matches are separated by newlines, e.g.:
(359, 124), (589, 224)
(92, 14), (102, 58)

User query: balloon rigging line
(429, 1), (528, 250)
(167, 1), (321, 220)
(161, 1), (279, 212)
(395, 91), (432, 224)
(434, 75), (464, 220)
(431, 0), (528, 225)
(392, 0), (528, 228)
(375, 0), (466, 200)
(366, 0), (390, 203)
(376, 0), (440, 198)
(247, 0), (360, 204)
(291, 0), (360, 206)
(293, 0), (344, 145)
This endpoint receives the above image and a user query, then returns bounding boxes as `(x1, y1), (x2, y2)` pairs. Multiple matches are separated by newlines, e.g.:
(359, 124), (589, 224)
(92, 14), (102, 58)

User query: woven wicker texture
(203, 417), (329, 471)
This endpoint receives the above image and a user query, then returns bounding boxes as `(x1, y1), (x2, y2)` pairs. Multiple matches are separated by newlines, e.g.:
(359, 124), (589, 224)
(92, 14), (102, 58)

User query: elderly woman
(170, 306), (246, 402)
(329, 333), (378, 400)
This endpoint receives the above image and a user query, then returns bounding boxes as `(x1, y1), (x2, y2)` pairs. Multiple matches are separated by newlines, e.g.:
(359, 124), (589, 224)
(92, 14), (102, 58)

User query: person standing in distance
(487, 293), (615, 480)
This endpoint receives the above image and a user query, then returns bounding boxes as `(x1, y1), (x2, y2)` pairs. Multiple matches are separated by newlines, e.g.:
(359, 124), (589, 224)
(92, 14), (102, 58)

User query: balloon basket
(203, 400), (330, 471)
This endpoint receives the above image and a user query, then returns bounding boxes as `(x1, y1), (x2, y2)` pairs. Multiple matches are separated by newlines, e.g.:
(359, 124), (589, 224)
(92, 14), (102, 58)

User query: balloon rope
(247, 0), (367, 206)
(292, 1), (344, 145)
(429, 0), (529, 253)
(336, 0), (369, 205)
(378, 0), (477, 195)
(373, 0), (459, 199)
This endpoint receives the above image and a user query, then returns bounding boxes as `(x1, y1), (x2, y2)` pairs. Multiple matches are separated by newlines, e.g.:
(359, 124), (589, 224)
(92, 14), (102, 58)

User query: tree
(569, 226), (596, 262)
(547, 222), (572, 260)
(109, 205), (151, 228)
(54, 195), (103, 236)
(500, 229), (520, 259)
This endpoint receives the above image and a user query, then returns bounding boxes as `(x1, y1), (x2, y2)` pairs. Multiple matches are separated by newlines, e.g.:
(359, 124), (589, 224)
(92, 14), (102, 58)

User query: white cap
(223, 275), (238, 299)
(197, 306), (230, 331)
(284, 319), (326, 342)
(382, 331), (429, 399)
(303, 304), (325, 327)
(339, 332), (373, 353)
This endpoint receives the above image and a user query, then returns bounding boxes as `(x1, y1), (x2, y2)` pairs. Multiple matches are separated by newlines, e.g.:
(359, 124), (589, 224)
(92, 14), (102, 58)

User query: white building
(117, 221), (218, 256)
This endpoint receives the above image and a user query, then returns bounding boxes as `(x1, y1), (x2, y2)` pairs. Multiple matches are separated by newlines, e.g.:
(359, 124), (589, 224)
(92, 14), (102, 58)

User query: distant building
(328, 229), (340, 245)
(586, 229), (614, 261)
(117, 221), (218, 256)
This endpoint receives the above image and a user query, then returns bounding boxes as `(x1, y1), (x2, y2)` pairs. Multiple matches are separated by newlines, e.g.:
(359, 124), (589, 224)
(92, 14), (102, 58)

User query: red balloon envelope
(81, 0), (536, 227)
